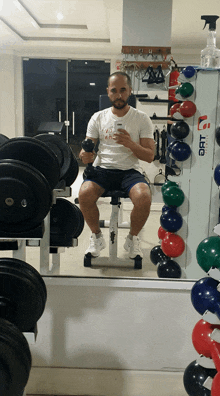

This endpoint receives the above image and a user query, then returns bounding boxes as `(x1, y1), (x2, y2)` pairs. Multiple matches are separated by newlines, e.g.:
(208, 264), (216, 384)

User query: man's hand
(113, 129), (132, 149)
(79, 149), (95, 164)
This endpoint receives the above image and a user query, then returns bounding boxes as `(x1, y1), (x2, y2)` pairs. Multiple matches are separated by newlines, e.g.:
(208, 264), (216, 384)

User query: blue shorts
(84, 166), (149, 196)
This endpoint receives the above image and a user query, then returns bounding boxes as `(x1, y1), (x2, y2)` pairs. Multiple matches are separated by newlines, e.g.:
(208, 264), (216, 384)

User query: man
(78, 71), (154, 259)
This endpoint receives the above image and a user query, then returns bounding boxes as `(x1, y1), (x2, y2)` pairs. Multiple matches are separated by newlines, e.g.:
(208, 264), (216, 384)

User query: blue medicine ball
(214, 164), (220, 186)
(162, 204), (177, 213)
(182, 66), (196, 79)
(170, 140), (191, 162)
(160, 209), (183, 233)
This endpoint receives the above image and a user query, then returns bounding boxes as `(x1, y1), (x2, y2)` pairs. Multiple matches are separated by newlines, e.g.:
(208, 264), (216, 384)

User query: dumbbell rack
(168, 69), (220, 279)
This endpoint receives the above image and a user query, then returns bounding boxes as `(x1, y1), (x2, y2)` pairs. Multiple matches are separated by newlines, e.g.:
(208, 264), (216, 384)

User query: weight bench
(84, 190), (142, 269)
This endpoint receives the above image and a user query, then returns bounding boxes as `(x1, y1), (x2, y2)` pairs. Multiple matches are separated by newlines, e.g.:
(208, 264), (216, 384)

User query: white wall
(26, 277), (199, 395)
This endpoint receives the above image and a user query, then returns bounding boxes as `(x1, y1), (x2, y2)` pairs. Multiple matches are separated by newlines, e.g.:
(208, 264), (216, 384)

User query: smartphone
(114, 121), (124, 132)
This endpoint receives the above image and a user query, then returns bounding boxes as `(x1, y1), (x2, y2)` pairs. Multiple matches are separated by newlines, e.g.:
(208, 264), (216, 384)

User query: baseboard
(26, 367), (185, 396)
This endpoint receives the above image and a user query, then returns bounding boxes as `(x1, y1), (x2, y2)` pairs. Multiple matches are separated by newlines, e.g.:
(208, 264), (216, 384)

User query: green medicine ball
(196, 236), (220, 272)
(162, 186), (185, 207)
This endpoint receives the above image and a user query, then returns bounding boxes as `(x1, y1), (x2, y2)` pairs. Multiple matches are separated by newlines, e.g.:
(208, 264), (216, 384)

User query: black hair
(107, 71), (132, 88)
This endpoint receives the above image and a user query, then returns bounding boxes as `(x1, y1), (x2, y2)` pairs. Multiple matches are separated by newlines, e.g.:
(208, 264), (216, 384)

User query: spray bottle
(200, 15), (220, 68)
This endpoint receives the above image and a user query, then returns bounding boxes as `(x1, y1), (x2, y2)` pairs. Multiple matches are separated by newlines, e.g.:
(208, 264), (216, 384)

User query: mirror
(0, 0), (215, 282)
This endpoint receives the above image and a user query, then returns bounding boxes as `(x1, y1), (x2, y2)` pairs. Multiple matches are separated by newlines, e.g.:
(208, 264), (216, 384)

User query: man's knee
(129, 183), (151, 206)
(79, 181), (104, 205)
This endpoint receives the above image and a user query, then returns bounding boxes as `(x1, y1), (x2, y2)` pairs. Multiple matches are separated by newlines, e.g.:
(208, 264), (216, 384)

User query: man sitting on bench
(78, 71), (154, 259)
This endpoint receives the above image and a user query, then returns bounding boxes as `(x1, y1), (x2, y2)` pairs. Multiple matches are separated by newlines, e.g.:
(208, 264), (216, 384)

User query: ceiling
(0, 0), (220, 62)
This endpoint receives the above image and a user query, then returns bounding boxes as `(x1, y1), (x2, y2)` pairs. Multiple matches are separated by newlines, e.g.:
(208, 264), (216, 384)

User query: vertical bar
(66, 60), (69, 143)
(58, 111), (61, 122)
(72, 111), (75, 135)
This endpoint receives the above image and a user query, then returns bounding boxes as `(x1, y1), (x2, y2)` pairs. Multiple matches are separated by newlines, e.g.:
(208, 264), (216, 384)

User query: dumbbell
(0, 257), (47, 395)
(81, 139), (95, 179)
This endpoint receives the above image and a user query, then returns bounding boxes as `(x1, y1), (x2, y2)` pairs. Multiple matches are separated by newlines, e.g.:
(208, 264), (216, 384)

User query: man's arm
(113, 130), (155, 163)
(79, 136), (98, 164)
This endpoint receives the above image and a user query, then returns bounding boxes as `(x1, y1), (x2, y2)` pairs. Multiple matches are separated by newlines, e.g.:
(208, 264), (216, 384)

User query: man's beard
(111, 98), (129, 109)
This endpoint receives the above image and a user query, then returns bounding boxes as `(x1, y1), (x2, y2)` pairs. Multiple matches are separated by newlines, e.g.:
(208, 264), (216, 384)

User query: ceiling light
(90, 83), (96, 86)
(13, 0), (22, 11)
(56, 12), (64, 21)
(31, 20), (38, 28)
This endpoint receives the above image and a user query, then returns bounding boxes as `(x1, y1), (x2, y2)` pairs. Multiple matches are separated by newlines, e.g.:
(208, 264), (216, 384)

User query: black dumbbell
(81, 139), (95, 179)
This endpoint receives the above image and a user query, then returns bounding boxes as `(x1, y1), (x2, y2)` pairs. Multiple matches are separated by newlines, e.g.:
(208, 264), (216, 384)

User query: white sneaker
(124, 235), (143, 258)
(85, 233), (106, 257)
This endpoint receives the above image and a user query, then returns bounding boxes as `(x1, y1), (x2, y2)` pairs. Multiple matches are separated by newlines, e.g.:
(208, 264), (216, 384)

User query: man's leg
(78, 180), (105, 234)
(124, 182), (151, 258)
(129, 182), (151, 236)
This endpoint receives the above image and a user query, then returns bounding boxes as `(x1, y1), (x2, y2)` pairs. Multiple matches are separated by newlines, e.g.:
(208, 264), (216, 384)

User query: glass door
(23, 58), (110, 156)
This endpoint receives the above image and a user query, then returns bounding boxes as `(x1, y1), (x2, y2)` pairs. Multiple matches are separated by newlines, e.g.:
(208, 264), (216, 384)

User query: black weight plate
(0, 319), (31, 396)
(50, 198), (84, 238)
(64, 150), (79, 186)
(0, 134), (9, 146)
(72, 203), (85, 237)
(35, 133), (73, 182)
(0, 159), (52, 233)
(0, 137), (60, 189)
(0, 258), (47, 332)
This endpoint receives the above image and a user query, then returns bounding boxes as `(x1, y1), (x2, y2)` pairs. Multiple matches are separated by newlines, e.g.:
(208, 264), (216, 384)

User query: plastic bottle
(200, 15), (220, 68)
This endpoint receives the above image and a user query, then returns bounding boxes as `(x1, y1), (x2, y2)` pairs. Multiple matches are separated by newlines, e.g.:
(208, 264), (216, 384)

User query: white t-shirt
(86, 106), (153, 171)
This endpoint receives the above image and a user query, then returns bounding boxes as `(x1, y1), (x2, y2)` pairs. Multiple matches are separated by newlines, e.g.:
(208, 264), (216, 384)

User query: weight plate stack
(0, 134), (9, 146)
(50, 198), (84, 246)
(0, 136), (60, 189)
(0, 159), (52, 233)
(0, 319), (32, 396)
(35, 133), (79, 186)
(0, 257), (47, 332)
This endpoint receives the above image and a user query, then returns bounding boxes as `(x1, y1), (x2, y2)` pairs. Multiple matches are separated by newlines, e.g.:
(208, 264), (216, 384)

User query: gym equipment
(196, 236), (220, 272)
(158, 226), (167, 240)
(153, 127), (160, 160)
(211, 372), (220, 396)
(161, 180), (179, 194)
(160, 209), (183, 233)
(159, 127), (167, 164)
(216, 126), (220, 146)
(162, 204), (177, 212)
(81, 138), (95, 179)
(0, 134), (9, 146)
(192, 319), (220, 370)
(84, 190), (142, 269)
(150, 245), (168, 265)
(154, 169), (165, 186)
(35, 133), (79, 187)
(162, 185), (184, 207)
(191, 277), (220, 318)
(179, 100), (197, 118)
(170, 120), (190, 140)
(182, 66), (196, 79)
(50, 198), (84, 247)
(0, 159), (52, 234)
(183, 360), (217, 396)
(161, 233), (185, 257)
(178, 82), (194, 98)
(169, 140), (191, 162)
(214, 164), (220, 186)
(0, 319), (32, 396)
(0, 257), (47, 332)
(0, 137), (60, 190)
(169, 103), (183, 119)
(157, 259), (181, 278)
